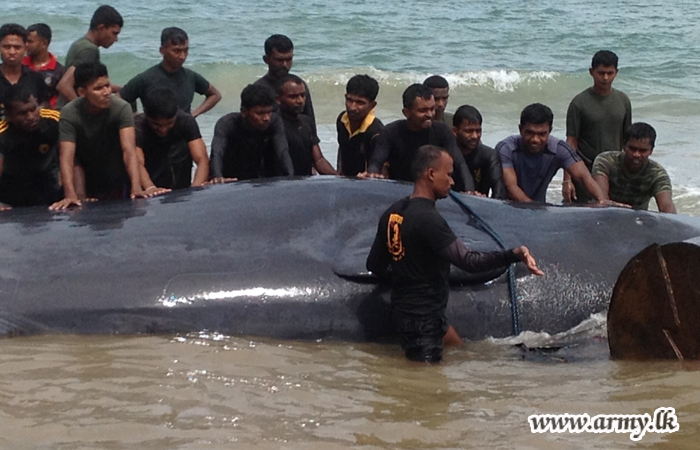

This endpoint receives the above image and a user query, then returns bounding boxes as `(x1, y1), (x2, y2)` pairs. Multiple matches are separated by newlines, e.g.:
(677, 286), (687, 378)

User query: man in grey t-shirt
(592, 122), (675, 213)
(564, 50), (632, 203)
(50, 63), (146, 210)
(497, 103), (606, 203)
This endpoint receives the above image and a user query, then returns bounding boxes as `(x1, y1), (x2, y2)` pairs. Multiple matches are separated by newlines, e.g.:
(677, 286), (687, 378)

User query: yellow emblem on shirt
(387, 213), (405, 261)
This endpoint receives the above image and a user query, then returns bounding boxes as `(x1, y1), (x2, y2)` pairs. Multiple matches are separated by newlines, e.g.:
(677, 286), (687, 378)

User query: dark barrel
(608, 241), (700, 360)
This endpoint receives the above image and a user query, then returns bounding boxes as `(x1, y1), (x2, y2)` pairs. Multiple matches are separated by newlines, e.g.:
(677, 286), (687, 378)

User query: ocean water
(8, 0), (700, 210)
(3, 1), (700, 448)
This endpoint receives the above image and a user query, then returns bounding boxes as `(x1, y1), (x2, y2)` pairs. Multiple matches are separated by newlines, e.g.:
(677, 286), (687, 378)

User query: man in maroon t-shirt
(22, 23), (64, 109)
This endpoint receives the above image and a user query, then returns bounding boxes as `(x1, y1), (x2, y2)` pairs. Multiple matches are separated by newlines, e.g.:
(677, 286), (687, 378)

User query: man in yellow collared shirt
(336, 75), (384, 176)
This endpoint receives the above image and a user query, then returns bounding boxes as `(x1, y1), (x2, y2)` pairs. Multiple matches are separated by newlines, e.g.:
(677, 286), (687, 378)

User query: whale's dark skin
(0, 177), (699, 341)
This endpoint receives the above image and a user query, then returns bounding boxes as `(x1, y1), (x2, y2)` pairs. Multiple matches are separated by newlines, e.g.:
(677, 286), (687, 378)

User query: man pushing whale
(367, 145), (544, 363)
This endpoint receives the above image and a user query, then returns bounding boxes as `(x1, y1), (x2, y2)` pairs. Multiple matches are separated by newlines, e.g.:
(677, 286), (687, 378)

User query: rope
(448, 191), (522, 335)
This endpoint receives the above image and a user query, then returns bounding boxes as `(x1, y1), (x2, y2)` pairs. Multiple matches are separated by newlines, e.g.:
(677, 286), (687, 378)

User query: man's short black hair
(74, 62), (109, 90)
(2, 85), (35, 113)
(402, 83), (433, 109)
(275, 74), (304, 95)
(453, 105), (483, 127)
(346, 75), (379, 102)
(27, 23), (52, 45)
(264, 34), (293, 56)
(240, 84), (274, 110)
(520, 103), (554, 128)
(423, 75), (449, 90)
(624, 122), (656, 148)
(411, 145), (448, 181)
(0, 23), (27, 42)
(161, 27), (188, 46)
(89, 5), (123, 30)
(591, 50), (618, 69)
(143, 87), (179, 119)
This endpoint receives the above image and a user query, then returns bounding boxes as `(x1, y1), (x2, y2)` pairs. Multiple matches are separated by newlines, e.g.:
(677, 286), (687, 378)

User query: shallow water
(4, 1), (700, 448)
(1, 328), (699, 449)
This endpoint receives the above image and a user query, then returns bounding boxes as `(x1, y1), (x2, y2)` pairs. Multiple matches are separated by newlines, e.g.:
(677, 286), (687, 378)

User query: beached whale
(1, 176), (699, 341)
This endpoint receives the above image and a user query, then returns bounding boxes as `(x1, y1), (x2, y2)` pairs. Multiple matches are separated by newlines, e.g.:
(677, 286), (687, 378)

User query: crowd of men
(0, 5), (682, 364)
(0, 5), (676, 214)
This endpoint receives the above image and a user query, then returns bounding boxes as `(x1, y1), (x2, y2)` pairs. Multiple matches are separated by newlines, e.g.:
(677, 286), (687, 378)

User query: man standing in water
(367, 145), (543, 363)
(56, 5), (123, 107)
(119, 27), (221, 117)
(255, 34), (316, 126)
(564, 50), (632, 203)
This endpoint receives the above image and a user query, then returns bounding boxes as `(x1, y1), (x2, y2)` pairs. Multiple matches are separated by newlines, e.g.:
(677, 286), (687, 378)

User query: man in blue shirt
(497, 103), (605, 203)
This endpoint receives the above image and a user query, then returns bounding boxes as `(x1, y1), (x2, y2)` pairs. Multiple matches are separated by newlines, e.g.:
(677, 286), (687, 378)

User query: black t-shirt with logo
(0, 112), (61, 206)
(369, 197), (457, 317)
(0, 66), (50, 118)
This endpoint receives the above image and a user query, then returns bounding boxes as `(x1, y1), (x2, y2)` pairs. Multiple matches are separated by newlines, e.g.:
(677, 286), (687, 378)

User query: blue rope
(448, 191), (522, 335)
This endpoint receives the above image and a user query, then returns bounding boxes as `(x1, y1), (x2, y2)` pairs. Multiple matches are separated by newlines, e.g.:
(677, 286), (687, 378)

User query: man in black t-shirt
(0, 86), (62, 209)
(277, 75), (336, 176)
(363, 84), (474, 192)
(120, 27), (221, 117)
(0, 24), (50, 118)
(210, 84), (293, 182)
(136, 87), (209, 192)
(254, 34), (315, 128)
(336, 74), (384, 176)
(452, 105), (506, 199)
(367, 145), (543, 363)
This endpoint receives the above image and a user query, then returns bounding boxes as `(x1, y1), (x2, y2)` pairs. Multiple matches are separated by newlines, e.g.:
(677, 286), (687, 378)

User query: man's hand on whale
(513, 246), (545, 276)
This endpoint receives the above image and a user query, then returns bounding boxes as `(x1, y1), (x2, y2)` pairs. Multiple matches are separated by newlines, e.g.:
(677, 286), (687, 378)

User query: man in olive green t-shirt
(56, 5), (123, 108)
(119, 27), (221, 118)
(592, 122), (676, 213)
(50, 62), (148, 210)
(564, 50), (632, 203)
